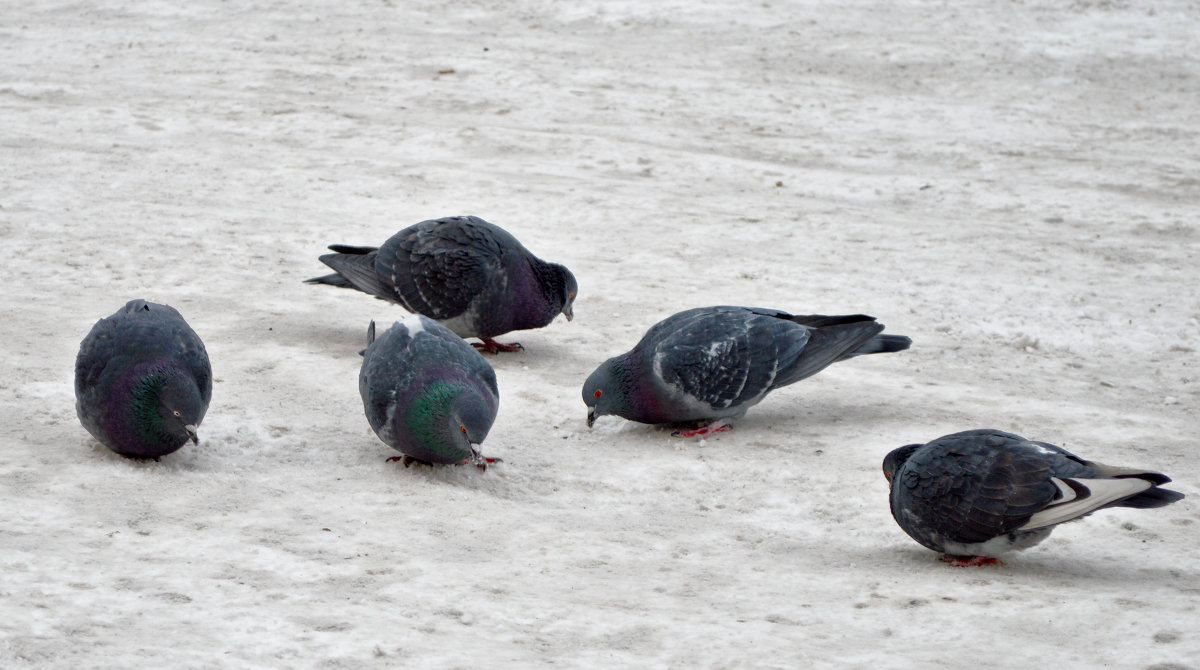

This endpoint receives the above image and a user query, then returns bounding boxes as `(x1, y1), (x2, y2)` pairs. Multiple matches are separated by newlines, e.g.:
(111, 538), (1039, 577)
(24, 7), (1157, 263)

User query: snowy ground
(2, 0), (1198, 667)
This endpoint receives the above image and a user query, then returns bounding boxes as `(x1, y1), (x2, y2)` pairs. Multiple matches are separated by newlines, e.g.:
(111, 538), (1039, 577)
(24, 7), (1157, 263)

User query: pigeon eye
(460, 425), (467, 433)
(173, 410), (181, 418)
(568, 292), (576, 299)
(594, 390), (602, 398)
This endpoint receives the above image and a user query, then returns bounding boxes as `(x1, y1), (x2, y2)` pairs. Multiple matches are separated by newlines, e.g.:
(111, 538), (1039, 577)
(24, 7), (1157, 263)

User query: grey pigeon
(359, 314), (500, 468)
(75, 299), (212, 459)
(883, 429), (1185, 566)
(308, 215), (578, 353)
(582, 306), (911, 436)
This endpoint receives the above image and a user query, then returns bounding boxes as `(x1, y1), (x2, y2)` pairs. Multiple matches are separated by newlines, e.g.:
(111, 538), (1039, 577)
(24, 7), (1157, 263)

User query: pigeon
(582, 306), (911, 436)
(359, 314), (501, 468)
(307, 215), (578, 353)
(883, 429), (1185, 566)
(74, 299), (212, 459)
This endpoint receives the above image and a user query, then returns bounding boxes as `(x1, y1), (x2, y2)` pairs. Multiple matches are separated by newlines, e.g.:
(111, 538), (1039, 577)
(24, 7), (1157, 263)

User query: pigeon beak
(586, 409), (596, 428)
(184, 424), (199, 445)
(563, 305), (574, 322)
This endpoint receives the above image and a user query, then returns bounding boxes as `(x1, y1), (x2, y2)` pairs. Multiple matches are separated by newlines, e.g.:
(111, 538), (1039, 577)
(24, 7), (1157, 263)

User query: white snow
(3, 0), (1199, 667)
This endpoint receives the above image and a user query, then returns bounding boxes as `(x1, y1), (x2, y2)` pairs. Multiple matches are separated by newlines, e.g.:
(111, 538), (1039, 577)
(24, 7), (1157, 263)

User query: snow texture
(2, 0), (1198, 668)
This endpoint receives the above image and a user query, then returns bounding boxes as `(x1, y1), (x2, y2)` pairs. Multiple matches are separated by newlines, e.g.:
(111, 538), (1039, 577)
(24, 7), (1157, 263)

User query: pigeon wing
(377, 219), (504, 320)
(901, 433), (1061, 544)
(652, 308), (802, 410)
(156, 303), (213, 404)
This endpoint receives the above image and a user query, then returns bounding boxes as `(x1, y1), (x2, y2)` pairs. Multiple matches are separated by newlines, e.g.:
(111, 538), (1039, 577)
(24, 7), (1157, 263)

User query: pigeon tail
(844, 333), (913, 358)
(775, 320), (885, 386)
(1019, 472), (1183, 530)
(358, 321), (377, 357)
(1114, 484), (1184, 509)
(327, 244), (379, 255)
(306, 272), (355, 289)
(308, 248), (394, 302)
(783, 313), (876, 328)
(1090, 466), (1184, 508)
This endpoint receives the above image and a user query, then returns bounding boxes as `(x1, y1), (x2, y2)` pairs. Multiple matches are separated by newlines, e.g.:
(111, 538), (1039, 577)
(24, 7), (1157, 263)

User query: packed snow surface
(2, 1), (1198, 667)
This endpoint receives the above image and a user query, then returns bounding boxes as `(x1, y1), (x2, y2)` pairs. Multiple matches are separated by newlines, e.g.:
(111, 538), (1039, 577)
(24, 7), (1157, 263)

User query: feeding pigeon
(582, 306), (911, 436)
(359, 314), (501, 468)
(883, 429), (1185, 566)
(307, 215), (578, 353)
(74, 299), (212, 459)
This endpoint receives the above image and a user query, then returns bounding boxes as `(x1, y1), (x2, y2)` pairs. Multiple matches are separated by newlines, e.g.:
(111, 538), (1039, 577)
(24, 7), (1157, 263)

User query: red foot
(671, 420), (732, 438)
(941, 554), (1004, 567)
(472, 338), (524, 354)
(462, 455), (503, 471)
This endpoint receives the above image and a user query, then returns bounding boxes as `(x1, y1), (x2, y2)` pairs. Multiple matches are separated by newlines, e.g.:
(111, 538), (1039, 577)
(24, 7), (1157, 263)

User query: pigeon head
(582, 357), (635, 428)
(135, 367), (206, 448)
(882, 443), (924, 483)
(536, 261), (577, 323)
(559, 266), (578, 321)
(406, 379), (496, 463)
(452, 388), (495, 449)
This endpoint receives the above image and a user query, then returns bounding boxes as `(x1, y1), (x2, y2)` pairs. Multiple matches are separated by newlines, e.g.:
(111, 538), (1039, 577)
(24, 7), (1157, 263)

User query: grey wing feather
(774, 319), (884, 386)
(377, 218), (505, 319)
(76, 300), (211, 405)
(312, 248), (396, 302)
(653, 308), (801, 409)
(900, 433), (1060, 545)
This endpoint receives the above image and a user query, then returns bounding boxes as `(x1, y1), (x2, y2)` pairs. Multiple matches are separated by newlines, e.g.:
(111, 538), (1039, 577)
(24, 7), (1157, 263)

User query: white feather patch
(941, 528), (1053, 557)
(400, 313), (426, 337)
(1019, 476), (1153, 531)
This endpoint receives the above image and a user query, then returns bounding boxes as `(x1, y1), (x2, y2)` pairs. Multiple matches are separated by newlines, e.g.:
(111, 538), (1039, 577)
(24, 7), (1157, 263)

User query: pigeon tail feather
(1018, 474), (1180, 530)
(783, 313), (876, 328)
(305, 272), (355, 289)
(1116, 485), (1185, 509)
(845, 333), (913, 358)
(326, 244), (378, 255)
(310, 250), (394, 301)
(775, 320), (885, 386)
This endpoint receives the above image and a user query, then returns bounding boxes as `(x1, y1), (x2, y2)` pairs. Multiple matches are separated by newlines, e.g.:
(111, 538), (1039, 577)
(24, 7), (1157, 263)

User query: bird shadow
(266, 318), (371, 356)
(858, 542), (1192, 589)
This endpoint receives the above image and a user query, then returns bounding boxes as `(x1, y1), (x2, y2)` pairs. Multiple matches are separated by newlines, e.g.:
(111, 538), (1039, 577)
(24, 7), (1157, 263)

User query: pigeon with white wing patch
(882, 429), (1185, 566)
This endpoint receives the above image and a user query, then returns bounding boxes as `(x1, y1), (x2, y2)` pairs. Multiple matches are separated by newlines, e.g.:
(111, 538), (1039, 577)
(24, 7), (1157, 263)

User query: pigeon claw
(671, 420), (732, 438)
(463, 454), (503, 471)
(387, 455), (433, 468)
(941, 554), (1004, 567)
(472, 338), (524, 354)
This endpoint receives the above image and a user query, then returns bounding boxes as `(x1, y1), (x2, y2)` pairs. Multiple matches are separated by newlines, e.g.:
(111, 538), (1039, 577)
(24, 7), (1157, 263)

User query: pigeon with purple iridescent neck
(883, 429), (1185, 566)
(583, 306), (911, 436)
(308, 215), (577, 353)
(75, 299), (212, 459)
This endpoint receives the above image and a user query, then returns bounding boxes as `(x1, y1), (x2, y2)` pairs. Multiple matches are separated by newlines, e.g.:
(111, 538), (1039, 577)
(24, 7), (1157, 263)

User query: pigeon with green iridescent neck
(359, 314), (501, 468)
(583, 306), (911, 436)
(75, 300), (212, 459)
(308, 215), (578, 353)
(883, 429), (1185, 566)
